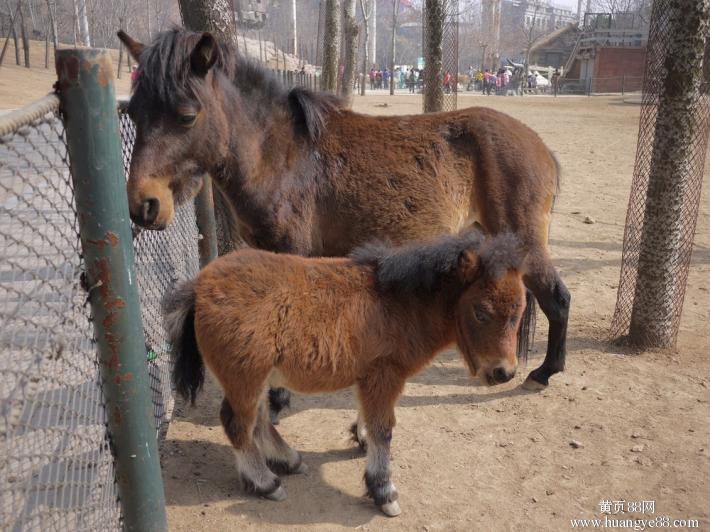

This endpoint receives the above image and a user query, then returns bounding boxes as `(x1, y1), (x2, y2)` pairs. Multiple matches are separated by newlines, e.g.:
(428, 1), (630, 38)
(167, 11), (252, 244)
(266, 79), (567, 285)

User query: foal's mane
(137, 28), (342, 141)
(351, 231), (524, 295)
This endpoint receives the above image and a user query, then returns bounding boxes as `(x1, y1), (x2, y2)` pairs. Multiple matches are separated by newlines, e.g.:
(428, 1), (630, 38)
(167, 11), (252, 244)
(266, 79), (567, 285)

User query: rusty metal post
(56, 48), (168, 532)
(195, 176), (218, 267)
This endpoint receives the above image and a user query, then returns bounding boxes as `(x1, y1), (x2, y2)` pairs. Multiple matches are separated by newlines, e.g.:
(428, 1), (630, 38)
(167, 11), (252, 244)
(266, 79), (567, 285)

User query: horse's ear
(457, 249), (480, 284)
(190, 33), (219, 77)
(117, 30), (145, 62)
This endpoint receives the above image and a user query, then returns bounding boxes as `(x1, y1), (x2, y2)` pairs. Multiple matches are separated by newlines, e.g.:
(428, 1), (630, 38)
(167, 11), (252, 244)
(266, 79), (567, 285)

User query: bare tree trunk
(358, 0), (371, 96)
(117, 42), (123, 78)
(627, 0), (710, 347)
(389, 0), (400, 95)
(44, 22), (48, 68)
(76, 0), (90, 46)
(370, 0), (376, 66)
(71, 0), (76, 46)
(12, 23), (20, 65)
(146, 0), (152, 40)
(45, 0), (58, 53)
(0, 0), (22, 68)
(291, 0), (297, 55)
(18, 0), (30, 68)
(340, 0), (358, 100)
(177, 0), (237, 43)
(321, 0), (340, 92)
(423, 0), (444, 112)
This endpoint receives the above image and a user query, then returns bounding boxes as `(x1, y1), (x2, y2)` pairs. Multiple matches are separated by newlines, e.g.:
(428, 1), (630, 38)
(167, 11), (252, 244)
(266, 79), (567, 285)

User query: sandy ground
(0, 40), (133, 108)
(160, 94), (710, 531)
(3, 60), (708, 529)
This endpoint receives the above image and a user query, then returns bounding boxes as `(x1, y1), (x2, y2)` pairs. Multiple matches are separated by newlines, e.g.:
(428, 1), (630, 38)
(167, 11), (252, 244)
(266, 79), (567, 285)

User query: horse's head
(117, 29), (233, 229)
(453, 234), (527, 386)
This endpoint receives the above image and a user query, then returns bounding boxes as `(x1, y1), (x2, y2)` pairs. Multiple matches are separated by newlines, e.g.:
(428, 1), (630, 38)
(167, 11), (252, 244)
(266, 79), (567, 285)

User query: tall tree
(340, 0), (358, 99)
(291, 0), (297, 54)
(358, 0), (372, 95)
(18, 0), (30, 67)
(177, 0), (237, 42)
(321, 0), (341, 92)
(75, 0), (90, 46)
(389, 0), (401, 95)
(627, 0), (710, 347)
(423, 0), (444, 112)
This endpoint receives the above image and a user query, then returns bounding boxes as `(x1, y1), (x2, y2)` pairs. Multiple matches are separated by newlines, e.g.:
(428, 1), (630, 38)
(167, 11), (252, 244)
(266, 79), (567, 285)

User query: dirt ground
(3, 61), (708, 530)
(160, 94), (710, 531)
(0, 40), (133, 108)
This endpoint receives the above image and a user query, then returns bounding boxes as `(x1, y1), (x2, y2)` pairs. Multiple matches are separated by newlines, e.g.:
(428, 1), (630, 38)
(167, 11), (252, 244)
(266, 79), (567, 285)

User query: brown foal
(164, 231), (526, 517)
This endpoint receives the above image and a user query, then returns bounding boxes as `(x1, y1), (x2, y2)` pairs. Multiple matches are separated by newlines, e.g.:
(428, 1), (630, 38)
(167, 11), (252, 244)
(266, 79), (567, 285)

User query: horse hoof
(522, 374), (547, 391)
(381, 501), (402, 517)
(264, 485), (287, 502)
(294, 461), (309, 475)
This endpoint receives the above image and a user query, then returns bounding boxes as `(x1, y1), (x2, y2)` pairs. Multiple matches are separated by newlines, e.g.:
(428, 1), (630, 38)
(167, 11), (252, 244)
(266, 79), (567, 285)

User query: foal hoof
(381, 501), (402, 517)
(264, 485), (287, 502)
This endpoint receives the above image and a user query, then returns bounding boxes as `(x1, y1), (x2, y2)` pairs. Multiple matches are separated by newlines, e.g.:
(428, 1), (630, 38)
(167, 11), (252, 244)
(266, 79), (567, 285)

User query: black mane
(351, 230), (524, 295)
(135, 27), (342, 141)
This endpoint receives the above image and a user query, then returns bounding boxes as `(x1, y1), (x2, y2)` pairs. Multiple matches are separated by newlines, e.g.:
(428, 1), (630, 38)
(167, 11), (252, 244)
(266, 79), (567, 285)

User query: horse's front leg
(523, 256), (571, 390)
(357, 369), (407, 517)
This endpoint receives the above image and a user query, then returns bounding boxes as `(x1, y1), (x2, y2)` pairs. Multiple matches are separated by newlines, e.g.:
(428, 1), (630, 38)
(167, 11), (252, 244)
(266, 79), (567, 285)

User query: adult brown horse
(117, 28), (570, 412)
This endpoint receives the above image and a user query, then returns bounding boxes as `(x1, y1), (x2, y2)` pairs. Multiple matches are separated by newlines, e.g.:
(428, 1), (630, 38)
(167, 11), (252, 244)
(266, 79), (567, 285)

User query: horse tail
(163, 279), (204, 405)
(517, 289), (536, 363)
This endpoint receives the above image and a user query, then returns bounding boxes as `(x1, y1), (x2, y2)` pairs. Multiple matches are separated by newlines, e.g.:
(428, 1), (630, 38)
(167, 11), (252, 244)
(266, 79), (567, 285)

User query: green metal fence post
(195, 176), (218, 267)
(56, 48), (168, 532)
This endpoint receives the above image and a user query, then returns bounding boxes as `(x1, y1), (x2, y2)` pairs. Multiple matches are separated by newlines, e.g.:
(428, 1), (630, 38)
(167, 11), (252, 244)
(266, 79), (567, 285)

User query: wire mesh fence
(0, 97), (122, 530)
(117, 104), (201, 440)
(422, 0), (458, 112)
(0, 97), (201, 530)
(442, 0), (459, 111)
(610, 0), (710, 345)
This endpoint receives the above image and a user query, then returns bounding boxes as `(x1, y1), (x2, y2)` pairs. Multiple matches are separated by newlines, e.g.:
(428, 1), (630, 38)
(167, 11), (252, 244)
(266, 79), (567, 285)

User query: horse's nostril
(141, 198), (160, 224)
(492, 367), (512, 383)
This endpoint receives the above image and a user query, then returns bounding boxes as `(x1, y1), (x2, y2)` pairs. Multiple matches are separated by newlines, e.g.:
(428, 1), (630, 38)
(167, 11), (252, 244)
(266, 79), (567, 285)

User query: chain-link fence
(422, 0), (458, 112)
(0, 96), (201, 530)
(610, 0), (710, 345)
(117, 104), (201, 439)
(0, 97), (122, 531)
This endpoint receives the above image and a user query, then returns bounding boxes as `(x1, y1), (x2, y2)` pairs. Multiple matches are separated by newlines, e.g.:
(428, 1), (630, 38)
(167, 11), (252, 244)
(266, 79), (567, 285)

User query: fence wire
(442, 0), (458, 111)
(610, 0), (710, 344)
(422, 0), (458, 112)
(0, 98), (122, 531)
(117, 104), (201, 439)
(0, 98), (201, 531)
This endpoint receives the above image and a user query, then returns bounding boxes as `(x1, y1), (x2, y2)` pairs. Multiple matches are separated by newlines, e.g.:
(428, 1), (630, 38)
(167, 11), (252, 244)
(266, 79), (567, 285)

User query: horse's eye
(178, 114), (197, 127)
(474, 307), (489, 322)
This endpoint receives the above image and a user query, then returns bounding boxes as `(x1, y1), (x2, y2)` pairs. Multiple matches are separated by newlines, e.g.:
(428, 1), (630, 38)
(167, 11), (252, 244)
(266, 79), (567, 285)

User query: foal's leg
(220, 397), (286, 500)
(348, 393), (368, 452)
(522, 253), (571, 390)
(268, 387), (291, 425)
(357, 371), (407, 517)
(254, 397), (307, 475)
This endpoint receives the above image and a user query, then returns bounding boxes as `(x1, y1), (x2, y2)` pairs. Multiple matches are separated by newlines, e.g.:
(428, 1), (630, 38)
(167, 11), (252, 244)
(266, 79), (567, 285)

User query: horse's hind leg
(268, 387), (291, 425)
(349, 396), (368, 452)
(254, 398), (307, 475)
(220, 397), (286, 500)
(522, 253), (571, 390)
(357, 369), (407, 517)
